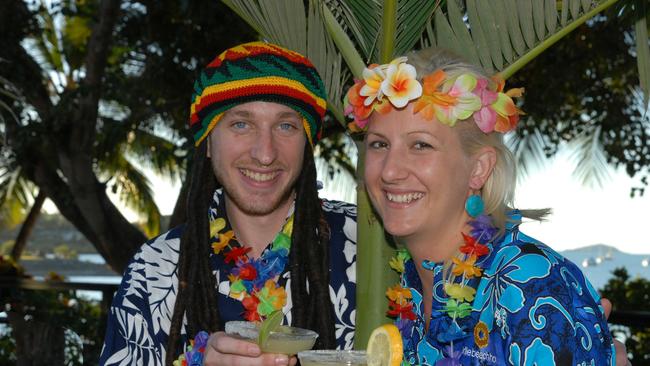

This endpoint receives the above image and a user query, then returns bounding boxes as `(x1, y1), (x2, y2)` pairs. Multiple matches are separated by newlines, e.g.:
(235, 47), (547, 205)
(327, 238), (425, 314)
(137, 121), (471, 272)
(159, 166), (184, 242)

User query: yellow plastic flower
(444, 283), (476, 302)
(381, 61), (422, 108)
(385, 284), (412, 305)
(212, 230), (235, 254)
(360, 64), (385, 106)
(451, 255), (483, 279)
(282, 215), (294, 236)
(436, 74), (481, 126)
(209, 218), (226, 238)
(389, 256), (405, 273)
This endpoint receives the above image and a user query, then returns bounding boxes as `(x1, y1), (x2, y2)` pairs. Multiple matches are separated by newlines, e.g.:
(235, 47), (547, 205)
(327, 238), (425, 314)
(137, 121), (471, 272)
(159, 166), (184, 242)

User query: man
(100, 42), (357, 366)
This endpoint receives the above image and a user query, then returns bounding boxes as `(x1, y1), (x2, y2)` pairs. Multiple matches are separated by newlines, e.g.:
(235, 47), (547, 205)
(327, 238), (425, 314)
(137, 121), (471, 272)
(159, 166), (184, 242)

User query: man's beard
(217, 170), (298, 217)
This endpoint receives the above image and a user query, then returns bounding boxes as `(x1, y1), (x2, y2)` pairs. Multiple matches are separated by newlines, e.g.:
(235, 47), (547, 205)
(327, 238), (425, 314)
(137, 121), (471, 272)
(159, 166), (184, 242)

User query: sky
(42, 143), (650, 255)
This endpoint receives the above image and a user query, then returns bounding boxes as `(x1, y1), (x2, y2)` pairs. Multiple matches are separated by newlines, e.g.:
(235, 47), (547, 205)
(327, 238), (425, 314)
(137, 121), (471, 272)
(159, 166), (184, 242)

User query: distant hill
(559, 244), (650, 291)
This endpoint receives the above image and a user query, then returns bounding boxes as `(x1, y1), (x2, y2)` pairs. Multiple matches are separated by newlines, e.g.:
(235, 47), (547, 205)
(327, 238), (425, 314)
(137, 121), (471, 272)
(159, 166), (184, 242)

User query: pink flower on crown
(473, 78), (499, 133)
(436, 74), (481, 126)
(380, 59), (422, 108)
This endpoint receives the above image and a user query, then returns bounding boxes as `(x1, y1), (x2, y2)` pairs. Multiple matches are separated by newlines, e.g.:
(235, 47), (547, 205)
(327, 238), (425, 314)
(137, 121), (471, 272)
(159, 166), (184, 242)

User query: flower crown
(344, 57), (524, 133)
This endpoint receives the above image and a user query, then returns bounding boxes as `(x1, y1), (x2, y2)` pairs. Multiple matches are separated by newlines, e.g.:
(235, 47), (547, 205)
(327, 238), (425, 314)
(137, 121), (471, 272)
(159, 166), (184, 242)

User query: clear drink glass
(225, 320), (318, 355)
(297, 350), (371, 366)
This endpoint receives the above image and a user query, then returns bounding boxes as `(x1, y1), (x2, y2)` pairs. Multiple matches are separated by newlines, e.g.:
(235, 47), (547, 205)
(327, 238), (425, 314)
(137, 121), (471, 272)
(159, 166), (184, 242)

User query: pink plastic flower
(473, 78), (499, 132)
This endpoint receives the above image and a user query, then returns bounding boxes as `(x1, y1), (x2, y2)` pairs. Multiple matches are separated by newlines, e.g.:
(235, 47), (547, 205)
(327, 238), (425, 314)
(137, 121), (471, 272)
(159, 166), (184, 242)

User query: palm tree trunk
(10, 190), (46, 260)
(353, 143), (397, 349)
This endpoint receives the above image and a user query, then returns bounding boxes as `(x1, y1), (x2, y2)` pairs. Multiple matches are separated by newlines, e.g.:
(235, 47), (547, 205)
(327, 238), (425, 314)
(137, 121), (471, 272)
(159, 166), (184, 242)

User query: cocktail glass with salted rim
(298, 350), (376, 366)
(224, 320), (318, 355)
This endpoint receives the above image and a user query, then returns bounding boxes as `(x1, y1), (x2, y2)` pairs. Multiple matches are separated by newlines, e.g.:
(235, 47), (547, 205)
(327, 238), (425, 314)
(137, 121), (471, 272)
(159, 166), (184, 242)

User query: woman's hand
(601, 298), (632, 366)
(203, 332), (297, 366)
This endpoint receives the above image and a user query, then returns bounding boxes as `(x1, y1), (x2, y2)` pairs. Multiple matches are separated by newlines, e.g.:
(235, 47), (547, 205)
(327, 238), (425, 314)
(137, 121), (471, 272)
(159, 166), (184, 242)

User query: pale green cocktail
(298, 350), (372, 366)
(225, 320), (318, 355)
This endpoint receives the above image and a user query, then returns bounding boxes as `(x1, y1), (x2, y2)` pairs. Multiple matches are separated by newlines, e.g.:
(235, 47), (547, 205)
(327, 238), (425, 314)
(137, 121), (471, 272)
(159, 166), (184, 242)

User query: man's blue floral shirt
(99, 190), (357, 365)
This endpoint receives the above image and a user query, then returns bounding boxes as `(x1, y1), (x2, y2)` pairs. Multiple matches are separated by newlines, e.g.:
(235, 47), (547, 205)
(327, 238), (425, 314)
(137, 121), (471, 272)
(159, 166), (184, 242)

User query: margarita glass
(224, 320), (318, 355)
(297, 350), (374, 366)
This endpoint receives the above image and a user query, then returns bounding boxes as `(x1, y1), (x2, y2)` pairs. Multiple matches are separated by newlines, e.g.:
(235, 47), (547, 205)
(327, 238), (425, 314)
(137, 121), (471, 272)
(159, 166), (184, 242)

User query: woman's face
(364, 104), (478, 241)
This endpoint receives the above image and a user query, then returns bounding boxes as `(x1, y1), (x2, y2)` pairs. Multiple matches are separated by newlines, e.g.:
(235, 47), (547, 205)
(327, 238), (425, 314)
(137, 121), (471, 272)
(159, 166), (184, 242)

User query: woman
(347, 48), (615, 365)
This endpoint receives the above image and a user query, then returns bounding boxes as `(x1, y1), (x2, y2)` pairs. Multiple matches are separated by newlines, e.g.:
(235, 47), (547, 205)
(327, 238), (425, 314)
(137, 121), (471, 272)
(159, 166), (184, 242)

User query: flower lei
(386, 214), (498, 365)
(344, 57), (523, 134)
(211, 214), (293, 321)
(174, 214), (293, 365)
(173, 331), (209, 366)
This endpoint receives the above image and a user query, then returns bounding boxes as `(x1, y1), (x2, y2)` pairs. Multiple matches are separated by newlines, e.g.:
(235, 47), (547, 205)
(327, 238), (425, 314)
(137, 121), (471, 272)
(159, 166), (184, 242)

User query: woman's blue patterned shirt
(99, 190), (357, 365)
(400, 213), (615, 365)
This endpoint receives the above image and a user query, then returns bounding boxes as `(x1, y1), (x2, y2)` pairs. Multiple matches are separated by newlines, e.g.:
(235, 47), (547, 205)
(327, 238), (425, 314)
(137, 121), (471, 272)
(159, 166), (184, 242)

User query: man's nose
(251, 129), (277, 165)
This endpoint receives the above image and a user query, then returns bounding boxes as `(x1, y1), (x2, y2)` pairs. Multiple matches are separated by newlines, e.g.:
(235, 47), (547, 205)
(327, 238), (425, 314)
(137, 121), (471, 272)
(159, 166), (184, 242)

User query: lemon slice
(366, 324), (403, 366)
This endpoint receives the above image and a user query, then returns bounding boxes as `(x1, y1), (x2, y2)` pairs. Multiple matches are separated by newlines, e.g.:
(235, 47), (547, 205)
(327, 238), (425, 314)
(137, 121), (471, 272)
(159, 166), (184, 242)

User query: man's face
(208, 101), (306, 216)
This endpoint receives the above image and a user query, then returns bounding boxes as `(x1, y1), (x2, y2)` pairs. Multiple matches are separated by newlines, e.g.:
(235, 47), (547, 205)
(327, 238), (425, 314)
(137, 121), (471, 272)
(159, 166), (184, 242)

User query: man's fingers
(601, 297), (613, 319)
(203, 332), (291, 366)
(209, 331), (261, 357)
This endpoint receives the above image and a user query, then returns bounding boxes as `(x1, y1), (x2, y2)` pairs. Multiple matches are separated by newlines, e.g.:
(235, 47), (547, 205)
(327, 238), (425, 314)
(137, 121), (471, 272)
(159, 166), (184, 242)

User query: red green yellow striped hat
(189, 42), (327, 147)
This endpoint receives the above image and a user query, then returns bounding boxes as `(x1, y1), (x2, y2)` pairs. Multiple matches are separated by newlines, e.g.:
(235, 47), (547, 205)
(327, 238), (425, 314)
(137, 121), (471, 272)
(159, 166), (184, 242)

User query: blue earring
(465, 194), (484, 218)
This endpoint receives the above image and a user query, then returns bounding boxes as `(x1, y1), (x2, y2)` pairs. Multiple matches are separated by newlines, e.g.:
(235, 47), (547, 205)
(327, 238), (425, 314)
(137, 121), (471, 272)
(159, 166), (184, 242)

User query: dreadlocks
(165, 141), (336, 365)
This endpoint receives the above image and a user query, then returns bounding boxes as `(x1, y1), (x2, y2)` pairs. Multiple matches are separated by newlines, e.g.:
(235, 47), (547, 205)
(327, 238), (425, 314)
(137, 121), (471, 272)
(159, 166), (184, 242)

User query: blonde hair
(407, 47), (549, 234)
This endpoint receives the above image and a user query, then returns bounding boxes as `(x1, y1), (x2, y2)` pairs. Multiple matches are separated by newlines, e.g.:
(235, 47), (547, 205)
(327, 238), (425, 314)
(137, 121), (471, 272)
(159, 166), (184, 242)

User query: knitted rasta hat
(189, 42), (327, 147)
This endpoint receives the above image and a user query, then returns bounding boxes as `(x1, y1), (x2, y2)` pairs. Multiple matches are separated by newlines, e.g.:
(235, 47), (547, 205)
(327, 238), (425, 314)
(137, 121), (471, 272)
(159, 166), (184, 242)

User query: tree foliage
(511, 10), (650, 194)
(600, 267), (650, 362)
(0, 0), (255, 272)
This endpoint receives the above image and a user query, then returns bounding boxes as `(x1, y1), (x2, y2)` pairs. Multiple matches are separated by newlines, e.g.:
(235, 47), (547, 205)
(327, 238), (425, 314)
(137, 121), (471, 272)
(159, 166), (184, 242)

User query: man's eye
(278, 122), (297, 131)
(232, 121), (248, 129)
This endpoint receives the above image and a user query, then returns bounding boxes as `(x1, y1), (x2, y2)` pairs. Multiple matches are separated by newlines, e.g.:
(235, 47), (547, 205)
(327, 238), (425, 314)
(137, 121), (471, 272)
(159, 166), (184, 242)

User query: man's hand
(203, 331), (297, 366)
(601, 298), (632, 366)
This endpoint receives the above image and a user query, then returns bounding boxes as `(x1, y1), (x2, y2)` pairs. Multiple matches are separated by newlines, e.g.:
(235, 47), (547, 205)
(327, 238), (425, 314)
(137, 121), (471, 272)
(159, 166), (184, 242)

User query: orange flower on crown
(413, 70), (458, 120)
(491, 77), (524, 132)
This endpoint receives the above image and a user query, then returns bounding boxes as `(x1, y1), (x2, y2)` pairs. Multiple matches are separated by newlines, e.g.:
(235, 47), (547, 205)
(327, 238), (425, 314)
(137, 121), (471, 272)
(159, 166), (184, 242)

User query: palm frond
(394, 0), (441, 58)
(0, 76), (23, 124)
(569, 125), (611, 187)
(634, 2), (649, 105)
(99, 155), (161, 237)
(324, 0), (382, 62)
(424, 0), (621, 76)
(125, 129), (184, 182)
(221, 0), (349, 125)
(506, 128), (549, 181)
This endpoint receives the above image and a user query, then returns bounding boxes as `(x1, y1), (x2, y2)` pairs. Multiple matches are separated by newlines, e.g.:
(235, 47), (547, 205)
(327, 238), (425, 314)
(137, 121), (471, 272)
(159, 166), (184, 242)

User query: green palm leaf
(424, 0), (622, 76)
(97, 154), (161, 237)
(506, 129), (549, 181)
(569, 125), (611, 187)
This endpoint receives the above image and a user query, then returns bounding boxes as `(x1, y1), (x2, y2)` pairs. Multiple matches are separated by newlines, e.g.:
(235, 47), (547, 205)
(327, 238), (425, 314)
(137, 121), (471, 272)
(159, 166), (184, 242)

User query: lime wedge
(258, 310), (283, 349)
